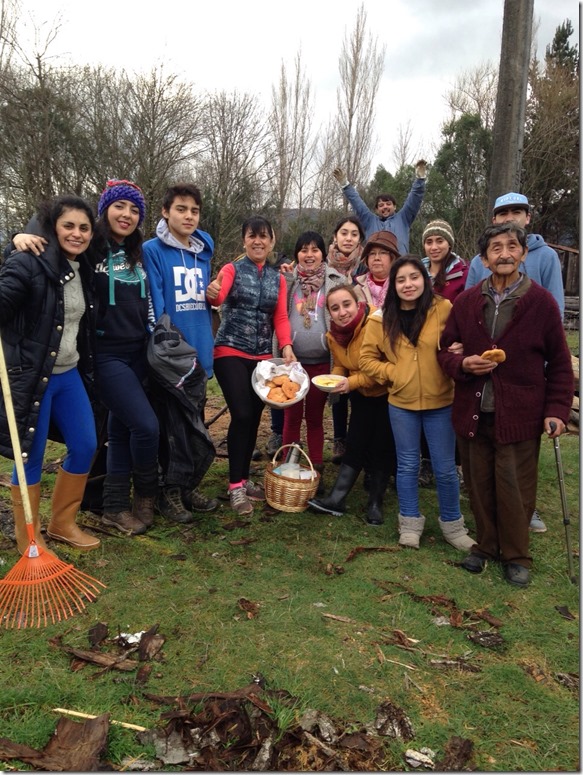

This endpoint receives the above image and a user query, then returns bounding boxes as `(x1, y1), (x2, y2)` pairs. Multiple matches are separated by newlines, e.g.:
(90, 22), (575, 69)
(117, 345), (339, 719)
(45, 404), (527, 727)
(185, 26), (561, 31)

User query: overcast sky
(16, 0), (580, 174)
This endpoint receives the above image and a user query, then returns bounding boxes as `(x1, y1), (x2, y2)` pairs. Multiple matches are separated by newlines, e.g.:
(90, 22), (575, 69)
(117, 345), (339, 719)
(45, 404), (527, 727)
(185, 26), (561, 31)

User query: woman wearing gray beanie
(421, 220), (468, 302)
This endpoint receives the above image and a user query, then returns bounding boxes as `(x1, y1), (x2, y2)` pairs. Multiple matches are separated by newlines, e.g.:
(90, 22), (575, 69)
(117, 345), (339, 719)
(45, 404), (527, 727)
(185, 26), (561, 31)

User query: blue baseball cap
(493, 192), (530, 214)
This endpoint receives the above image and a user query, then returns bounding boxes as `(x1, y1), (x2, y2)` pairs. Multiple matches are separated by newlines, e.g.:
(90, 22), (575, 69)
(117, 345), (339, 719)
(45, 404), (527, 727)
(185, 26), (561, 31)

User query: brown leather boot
(11, 482), (53, 555)
(47, 468), (100, 550)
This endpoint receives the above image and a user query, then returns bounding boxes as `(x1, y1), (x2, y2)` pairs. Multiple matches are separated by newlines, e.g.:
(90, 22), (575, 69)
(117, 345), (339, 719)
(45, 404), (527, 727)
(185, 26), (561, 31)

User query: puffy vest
(215, 257), (281, 355)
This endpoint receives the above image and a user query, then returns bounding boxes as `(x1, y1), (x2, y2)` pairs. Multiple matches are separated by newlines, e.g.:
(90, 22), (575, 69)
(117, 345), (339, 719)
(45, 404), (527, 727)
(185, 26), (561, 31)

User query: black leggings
(214, 356), (266, 484)
(343, 391), (396, 478)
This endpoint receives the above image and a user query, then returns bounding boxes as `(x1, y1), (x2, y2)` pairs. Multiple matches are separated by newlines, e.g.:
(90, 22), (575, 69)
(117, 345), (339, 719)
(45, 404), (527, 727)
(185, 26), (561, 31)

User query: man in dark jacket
(438, 223), (573, 588)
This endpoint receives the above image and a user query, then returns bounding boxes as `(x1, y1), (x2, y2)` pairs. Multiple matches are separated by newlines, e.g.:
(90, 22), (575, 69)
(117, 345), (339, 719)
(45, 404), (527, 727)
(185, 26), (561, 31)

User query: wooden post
(488, 0), (534, 209)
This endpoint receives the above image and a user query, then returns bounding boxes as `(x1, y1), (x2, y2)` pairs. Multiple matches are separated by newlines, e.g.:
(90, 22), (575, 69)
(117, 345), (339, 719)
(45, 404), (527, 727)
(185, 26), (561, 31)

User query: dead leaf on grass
(555, 672), (579, 692)
(367, 700), (414, 740)
(467, 630), (505, 648)
(555, 605), (576, 621)
(434, 735), (474, 770)
(324, 563), (345, 575)
(229, 537), (257, 546)
(321, 613), (356, 624)
(88, 622), (109, 648)
(237, 597), (260, 618)
(222, 519), (251, 530)
(430, 658), (481, 673)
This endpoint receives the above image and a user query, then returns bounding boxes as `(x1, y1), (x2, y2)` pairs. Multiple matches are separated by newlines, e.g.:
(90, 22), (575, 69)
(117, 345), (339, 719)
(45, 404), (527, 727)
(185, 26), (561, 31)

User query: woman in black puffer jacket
(0, 195), (100, 554)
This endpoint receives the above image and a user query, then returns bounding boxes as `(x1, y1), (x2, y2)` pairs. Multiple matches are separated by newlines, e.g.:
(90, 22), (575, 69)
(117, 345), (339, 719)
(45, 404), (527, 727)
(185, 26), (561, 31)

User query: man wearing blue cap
(465, 192), (565, 534)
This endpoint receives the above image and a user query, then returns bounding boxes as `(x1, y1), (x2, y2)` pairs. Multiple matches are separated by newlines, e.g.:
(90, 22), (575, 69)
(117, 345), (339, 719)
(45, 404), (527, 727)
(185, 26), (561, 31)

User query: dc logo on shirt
(174, 266), (205, 302)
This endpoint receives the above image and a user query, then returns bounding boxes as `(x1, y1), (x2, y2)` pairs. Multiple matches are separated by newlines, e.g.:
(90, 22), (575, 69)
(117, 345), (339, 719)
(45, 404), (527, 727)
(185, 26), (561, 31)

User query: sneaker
(331, 438), (346, 464)
(103, 510), (147, 536)
(418, 458), (434, 487)
(529, 510), (547, 533)
(157, 487), (194, 524)
(266, 432), (283, 457)
(244, 480), (266, 501)
(183, 488), (219, 513)
(229, 486), (253, 515)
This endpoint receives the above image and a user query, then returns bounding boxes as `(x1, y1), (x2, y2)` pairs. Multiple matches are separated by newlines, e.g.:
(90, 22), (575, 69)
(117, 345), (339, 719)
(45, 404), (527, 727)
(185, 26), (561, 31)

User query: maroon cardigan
(437, 281), (573, 444)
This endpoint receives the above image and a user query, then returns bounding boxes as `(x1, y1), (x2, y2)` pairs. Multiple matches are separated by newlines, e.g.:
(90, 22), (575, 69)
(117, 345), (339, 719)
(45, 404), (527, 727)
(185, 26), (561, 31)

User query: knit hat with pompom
(97, 179), (146, 225)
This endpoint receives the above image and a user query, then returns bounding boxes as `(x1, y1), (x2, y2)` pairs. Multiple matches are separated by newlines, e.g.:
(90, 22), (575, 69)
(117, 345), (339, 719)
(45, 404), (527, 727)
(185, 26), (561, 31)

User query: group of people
(1, 180), (219, 558)
(0, 164), (573, 589)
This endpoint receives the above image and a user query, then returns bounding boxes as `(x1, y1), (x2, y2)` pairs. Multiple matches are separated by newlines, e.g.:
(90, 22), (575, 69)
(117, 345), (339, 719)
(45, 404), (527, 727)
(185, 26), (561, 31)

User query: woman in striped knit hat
(421, 220), (468, 302)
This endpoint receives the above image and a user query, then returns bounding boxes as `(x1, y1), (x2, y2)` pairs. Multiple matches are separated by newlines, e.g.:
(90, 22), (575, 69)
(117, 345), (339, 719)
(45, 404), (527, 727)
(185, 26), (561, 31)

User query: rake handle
(0, 334), (34, 526)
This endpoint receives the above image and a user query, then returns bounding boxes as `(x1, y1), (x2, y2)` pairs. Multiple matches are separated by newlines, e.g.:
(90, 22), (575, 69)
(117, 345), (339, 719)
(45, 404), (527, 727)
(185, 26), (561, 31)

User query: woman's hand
(448, 341), (464, 355)
(331, 377), (350, 394)
(13, 233), (47, 256)
(281, 345), (296, 364)
(280, 262), (295, 273)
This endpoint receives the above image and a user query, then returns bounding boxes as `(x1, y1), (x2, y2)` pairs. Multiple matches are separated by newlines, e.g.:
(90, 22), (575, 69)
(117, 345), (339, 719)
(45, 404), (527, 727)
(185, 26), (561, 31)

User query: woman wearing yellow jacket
(359, 255), (475, 550)
(308, 285), (395, 525)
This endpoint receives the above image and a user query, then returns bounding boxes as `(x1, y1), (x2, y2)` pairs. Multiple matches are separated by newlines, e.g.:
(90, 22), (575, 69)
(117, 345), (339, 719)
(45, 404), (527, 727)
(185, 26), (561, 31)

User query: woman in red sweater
(206, 216), (295, 516)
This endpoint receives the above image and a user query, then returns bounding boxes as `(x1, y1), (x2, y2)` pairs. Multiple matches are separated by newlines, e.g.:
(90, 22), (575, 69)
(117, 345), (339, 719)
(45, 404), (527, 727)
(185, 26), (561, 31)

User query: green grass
(0, 409), (579, 770)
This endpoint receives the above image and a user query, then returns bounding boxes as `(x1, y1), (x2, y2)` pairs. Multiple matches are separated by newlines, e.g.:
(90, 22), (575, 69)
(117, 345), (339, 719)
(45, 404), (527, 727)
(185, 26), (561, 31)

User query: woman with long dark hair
(0, 195), (100, 552)
(359, 255), (475, 551)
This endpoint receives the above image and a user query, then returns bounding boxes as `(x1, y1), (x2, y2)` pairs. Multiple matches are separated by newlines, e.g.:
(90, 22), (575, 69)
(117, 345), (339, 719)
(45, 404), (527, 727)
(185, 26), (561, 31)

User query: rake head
(0, 541), (106, 629)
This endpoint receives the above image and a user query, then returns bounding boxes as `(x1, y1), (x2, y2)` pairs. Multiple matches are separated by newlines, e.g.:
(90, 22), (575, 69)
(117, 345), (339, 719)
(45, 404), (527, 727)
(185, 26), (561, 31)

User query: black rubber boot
(308, 464), (360, 516)
(366, 470), (389, 526)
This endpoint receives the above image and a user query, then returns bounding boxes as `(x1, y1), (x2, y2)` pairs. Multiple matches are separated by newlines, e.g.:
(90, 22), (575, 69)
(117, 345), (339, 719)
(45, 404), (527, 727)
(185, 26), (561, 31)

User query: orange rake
(0, 336), (105, 628)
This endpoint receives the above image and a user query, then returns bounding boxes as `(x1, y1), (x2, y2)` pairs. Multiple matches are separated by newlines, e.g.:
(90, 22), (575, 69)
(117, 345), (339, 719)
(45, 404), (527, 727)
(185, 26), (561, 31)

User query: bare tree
(445, 62), (498, 131)
(334, 3), (385, 187)
(195, 90), (272, 263)
(267, 52), (315, 238)
(392, 121), (415, 170)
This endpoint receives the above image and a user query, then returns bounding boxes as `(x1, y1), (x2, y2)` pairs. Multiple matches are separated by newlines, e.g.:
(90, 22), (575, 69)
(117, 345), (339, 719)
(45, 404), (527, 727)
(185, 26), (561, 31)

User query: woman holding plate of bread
(207, 216), (295, 516)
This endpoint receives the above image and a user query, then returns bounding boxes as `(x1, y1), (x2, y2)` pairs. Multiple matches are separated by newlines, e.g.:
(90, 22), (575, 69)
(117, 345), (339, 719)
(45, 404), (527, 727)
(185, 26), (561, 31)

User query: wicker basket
(264, 444), (320, 513)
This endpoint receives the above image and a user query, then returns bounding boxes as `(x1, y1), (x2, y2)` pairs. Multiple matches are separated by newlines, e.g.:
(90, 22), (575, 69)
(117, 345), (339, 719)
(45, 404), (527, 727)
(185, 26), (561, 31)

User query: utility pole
(488, 0), (534, 209)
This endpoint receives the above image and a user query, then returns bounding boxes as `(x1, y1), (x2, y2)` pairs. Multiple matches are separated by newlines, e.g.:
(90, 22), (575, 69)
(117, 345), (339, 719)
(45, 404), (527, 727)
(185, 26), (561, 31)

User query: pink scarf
(366, 273), (389, 306)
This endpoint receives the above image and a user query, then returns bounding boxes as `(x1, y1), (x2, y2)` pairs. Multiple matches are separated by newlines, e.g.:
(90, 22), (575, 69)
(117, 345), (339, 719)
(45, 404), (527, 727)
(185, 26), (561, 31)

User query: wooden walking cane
(549, 421), (577, 584)
(0, 335), (106, 628)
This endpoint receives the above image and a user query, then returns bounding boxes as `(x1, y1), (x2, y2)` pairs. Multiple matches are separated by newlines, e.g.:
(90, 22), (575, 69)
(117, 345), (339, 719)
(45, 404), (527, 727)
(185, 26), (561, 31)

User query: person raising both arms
(206, 216), (296, 517)
(333, 160), (427, 253)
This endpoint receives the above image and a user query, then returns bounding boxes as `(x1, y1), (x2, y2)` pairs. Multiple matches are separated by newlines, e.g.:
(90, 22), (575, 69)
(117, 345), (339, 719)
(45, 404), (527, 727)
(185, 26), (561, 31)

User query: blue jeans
(96, 349), (159, 475)
(13, 368), (97, 486)
(389, 404), (461, 521)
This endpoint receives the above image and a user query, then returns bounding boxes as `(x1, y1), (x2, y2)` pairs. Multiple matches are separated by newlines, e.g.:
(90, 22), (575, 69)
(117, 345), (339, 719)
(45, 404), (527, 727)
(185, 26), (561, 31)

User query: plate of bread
(252, 359), (310, 408)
